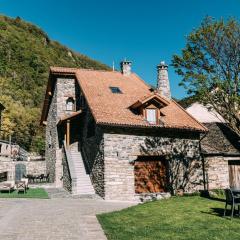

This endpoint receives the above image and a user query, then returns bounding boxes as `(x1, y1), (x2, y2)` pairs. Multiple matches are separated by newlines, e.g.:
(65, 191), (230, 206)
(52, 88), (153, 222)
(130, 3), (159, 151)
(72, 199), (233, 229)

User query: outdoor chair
(0, 181), (15, 194)
(224, 188), (240, 219)
(37, 174), (45, 182)
(43, 173), (50, 183)
(16, 181), (26, 194)
(21, 178), (29, 189)
(27, 174), (35, 183)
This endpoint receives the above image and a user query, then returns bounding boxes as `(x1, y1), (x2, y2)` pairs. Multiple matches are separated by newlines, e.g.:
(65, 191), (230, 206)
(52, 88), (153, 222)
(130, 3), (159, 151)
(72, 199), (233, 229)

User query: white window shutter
(146, 109), (156, 124)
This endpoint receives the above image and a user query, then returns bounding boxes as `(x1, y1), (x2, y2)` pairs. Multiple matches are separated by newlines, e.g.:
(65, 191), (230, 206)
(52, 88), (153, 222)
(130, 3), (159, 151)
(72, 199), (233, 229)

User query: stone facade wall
(103, 130), (203, 201)
(45, 77), (77, 187)
(0, 160), (46, 181)
(81, 108), (104, 197)
(62, 148), (72, 192)
(205, 156), (229, 189)
(46, 81), (58, 183)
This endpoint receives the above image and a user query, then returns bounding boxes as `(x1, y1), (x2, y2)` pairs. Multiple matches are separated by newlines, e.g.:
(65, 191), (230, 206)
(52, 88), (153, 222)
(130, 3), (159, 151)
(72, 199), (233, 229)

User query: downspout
(199, 132), (208, 191)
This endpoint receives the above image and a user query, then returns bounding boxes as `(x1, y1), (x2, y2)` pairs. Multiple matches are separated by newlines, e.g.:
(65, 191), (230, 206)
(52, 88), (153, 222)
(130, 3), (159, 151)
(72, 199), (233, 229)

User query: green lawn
(0, 188), (49, 199)
(97, 196), (240, 240)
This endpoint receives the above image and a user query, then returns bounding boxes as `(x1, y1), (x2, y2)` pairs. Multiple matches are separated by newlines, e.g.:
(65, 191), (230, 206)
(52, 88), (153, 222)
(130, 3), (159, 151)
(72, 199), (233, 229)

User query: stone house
(186, 103), (240, 190)
(40, 61), (207, 201)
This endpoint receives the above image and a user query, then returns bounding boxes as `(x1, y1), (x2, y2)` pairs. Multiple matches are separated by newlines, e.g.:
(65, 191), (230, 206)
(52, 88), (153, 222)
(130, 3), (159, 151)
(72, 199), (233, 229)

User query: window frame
(109, 86), (123, 94)
(146, 108), (158, 124)
(66, 97), (75, 112)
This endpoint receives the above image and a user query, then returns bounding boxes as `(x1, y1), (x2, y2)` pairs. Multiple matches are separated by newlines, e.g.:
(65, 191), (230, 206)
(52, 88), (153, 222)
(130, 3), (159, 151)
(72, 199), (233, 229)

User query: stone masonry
(103, 129), (203, 201)
(0, 160), (46, 181)
(44, 75), (206, 201)
(205, 156), (230, 189)
(157, 61), (171, 99)
(46, 77), (76, 187)
(81, 108), (105, 197)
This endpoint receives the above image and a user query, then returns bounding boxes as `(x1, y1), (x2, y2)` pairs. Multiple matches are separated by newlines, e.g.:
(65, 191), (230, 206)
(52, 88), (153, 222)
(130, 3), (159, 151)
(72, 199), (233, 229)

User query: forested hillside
(0, 15), (110, 154)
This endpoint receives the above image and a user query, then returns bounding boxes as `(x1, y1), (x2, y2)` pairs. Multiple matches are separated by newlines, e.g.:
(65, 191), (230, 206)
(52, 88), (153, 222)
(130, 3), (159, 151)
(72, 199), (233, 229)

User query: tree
(0, 15), (110, 154)
(172, 17), (240, 136)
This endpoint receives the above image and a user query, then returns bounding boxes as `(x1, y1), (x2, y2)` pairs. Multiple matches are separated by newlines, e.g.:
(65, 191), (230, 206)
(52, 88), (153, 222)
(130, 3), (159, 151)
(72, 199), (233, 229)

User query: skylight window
(109, 86), (122, 94)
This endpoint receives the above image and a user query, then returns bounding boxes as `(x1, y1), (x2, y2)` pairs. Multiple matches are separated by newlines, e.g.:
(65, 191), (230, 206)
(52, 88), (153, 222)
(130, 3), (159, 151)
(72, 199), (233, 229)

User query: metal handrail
(63, 141), (76, 179)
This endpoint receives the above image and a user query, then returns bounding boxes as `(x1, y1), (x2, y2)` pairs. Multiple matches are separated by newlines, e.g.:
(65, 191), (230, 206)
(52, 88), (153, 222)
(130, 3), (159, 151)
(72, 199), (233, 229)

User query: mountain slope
(0, 15), (110, 154)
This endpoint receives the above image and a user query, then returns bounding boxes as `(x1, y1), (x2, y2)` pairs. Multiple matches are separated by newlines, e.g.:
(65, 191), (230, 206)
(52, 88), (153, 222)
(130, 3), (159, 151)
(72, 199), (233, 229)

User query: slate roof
(41, 67), (207, 132)
(201, 122), (240, 155)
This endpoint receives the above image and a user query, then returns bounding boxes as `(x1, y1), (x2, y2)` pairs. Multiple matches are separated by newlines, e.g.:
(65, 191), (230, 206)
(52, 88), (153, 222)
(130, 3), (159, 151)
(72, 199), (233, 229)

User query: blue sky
(1, 0), (240, 99)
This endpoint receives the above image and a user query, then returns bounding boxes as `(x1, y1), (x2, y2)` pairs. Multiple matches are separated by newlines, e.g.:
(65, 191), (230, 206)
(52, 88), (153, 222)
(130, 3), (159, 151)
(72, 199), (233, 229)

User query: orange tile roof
(41, 67), (207, 132)
(130, 92), (170, 109)
(58, 110), (83, 124)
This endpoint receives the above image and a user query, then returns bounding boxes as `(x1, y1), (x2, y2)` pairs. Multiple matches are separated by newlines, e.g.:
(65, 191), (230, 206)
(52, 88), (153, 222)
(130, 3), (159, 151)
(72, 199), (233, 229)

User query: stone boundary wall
(0, 160), (46, 181)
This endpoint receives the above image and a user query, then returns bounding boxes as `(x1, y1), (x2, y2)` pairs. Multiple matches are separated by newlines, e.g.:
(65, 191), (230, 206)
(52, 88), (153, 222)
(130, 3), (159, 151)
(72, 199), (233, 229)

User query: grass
(97, 196), (240, 240)
(0, 188), (49, 199)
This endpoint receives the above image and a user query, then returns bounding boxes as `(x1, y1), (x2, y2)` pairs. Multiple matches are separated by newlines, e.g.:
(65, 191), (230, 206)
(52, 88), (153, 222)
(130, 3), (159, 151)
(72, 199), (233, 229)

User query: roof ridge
(50, 66), (117, 74)
(77, 68), (116, 73)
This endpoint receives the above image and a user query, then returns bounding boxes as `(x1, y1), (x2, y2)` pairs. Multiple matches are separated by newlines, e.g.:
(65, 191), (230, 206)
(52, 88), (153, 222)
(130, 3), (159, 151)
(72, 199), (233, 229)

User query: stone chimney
(120, 60), (132, 76)
(157, 61), (171, 99)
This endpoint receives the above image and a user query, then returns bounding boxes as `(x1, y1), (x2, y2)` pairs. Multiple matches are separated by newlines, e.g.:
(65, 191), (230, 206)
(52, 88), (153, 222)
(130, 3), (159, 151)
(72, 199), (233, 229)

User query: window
(66, 97), (75, 111)
(109, 86), (122, 94)
(146, 109), (157, 124)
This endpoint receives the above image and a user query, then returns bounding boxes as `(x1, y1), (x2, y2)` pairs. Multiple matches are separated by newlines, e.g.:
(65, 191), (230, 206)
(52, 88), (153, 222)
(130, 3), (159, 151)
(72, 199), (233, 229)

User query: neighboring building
(186, 102), (240, 190)
(0, 104), (46, 182)
(41, 61), (207, 201)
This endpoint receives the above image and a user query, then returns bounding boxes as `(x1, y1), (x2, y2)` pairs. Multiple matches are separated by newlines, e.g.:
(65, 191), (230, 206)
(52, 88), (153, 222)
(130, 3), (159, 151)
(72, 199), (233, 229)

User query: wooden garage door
(229, 160), (240, 189)
(134, 156), (167, 193)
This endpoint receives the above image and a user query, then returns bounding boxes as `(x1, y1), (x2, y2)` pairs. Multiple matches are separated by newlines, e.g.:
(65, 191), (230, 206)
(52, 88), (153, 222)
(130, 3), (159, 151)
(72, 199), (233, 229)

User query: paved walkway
(0, 197), (136, 240)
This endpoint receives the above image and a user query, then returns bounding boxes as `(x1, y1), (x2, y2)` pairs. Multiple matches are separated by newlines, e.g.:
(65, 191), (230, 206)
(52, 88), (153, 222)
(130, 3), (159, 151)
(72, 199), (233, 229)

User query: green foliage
(0, 188), (49, 199)
(0, 15), (110, 153)
(210, 189), (225, 200)
(98, 196), (240, 240)
(172, 17), (240, 136)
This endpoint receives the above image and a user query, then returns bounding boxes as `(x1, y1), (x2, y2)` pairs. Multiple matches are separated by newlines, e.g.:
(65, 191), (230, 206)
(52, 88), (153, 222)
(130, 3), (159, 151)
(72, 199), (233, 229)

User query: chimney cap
(157, 61), (168, 69)
(120, 59), (132, 76)
(121, 59), (132, 65)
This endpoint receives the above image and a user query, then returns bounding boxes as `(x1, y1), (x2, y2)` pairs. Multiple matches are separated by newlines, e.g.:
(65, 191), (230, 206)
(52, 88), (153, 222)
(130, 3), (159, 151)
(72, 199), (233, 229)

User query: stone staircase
(70, 149), (95, 195)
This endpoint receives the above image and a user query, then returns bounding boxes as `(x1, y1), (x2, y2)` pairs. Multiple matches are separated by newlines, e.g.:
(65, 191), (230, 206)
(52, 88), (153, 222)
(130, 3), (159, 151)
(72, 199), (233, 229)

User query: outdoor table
(231, 188), (240, 197)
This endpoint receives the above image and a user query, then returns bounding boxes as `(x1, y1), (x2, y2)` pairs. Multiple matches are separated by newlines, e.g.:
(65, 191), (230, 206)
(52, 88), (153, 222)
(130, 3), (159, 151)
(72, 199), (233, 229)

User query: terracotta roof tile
(41, 67), (207, 132)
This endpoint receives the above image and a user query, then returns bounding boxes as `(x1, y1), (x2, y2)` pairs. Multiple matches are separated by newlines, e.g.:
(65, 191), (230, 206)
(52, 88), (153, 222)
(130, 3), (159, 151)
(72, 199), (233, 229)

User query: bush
(0, 21), (7, 30)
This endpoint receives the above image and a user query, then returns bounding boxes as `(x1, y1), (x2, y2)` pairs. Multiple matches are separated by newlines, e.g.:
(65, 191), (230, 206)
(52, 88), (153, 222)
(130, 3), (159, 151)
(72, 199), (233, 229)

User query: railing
(62, 141), (77, 193)
(80, 145), (91, 174)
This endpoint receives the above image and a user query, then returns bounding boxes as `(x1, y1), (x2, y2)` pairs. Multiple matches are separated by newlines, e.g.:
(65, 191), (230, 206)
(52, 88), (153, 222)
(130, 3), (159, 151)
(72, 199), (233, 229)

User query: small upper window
(109, 86), (122, 94)
(66, 97), (75, 111)
(146, 109), (157, 124)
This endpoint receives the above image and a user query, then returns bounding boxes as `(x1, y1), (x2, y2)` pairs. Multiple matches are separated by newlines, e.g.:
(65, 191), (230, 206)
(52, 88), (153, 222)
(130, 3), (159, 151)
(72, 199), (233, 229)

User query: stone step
(70, 150), (95, 195)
